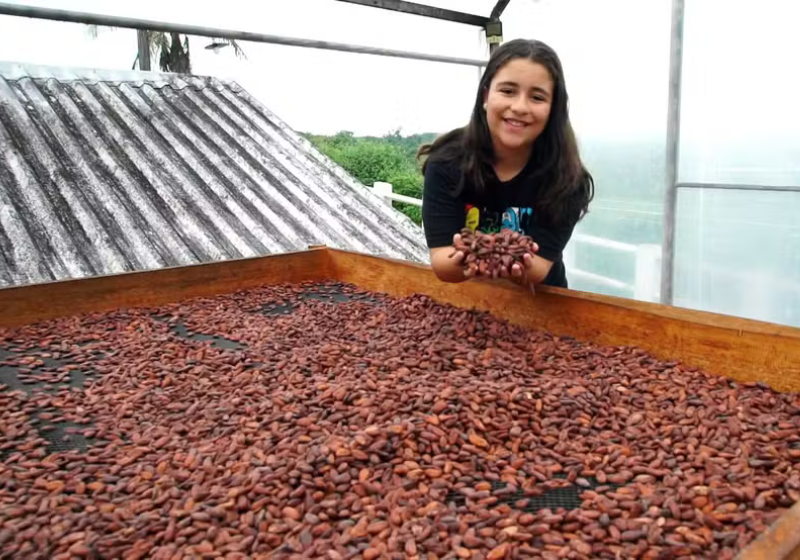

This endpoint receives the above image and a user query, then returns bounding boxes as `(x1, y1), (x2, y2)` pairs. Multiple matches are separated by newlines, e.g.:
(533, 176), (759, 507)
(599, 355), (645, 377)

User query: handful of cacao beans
(454, 228), (538, 278)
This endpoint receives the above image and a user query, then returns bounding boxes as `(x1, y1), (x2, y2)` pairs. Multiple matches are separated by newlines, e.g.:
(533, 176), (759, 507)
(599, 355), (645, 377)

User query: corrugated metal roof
(0, 62), (430, 288)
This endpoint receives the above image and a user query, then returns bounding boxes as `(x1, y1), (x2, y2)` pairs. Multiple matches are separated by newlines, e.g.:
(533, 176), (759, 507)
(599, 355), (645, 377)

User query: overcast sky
(0, 0), (797, 181)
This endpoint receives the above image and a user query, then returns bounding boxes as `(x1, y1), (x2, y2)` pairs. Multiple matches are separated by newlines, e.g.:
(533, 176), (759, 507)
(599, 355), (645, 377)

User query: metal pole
(0, 2), (488, 68)
(677, 182), (800, 193)
(490, 0), (512, 20)
(137, 29), (151, 71)
(487, 0), (511, 54)
(660, 0), (685, 305)
(333, 0), (489, 27)
(476, 28), (486, 87)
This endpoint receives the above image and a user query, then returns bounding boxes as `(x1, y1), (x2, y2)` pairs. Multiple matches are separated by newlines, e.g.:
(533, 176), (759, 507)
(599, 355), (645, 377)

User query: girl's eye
(500, 89), (514, 95)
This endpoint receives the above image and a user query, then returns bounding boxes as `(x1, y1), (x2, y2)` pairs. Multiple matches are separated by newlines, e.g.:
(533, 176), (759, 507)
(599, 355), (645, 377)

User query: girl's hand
(450, 233), (477, 279)
(429, 234), (477, 283)
(510, 246), (539, 285)
(509, 242), (559, 288)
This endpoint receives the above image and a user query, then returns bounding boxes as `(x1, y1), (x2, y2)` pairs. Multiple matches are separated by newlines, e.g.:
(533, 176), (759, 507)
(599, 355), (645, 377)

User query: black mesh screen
(162, 318), (245, 351)
(257, 283), (380, 316)
(0, 345), (97, 459)
(260, 302), (295, 316)
(444, 474), (619, 513)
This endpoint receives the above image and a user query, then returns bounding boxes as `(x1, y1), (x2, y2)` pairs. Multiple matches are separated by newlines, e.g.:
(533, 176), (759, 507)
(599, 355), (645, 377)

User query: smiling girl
(418, 39), (594, 289)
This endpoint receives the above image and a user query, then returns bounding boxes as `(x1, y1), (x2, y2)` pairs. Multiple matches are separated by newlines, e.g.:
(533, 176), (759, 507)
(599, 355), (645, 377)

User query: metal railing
(677, 182), (800, 193)
(563, 236), (661, 302)
(0, 3), (488, 68)
(372, 182), (424, 207)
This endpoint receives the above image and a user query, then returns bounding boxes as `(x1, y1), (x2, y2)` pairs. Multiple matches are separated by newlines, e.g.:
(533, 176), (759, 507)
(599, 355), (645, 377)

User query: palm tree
(87, 26), (246, 73)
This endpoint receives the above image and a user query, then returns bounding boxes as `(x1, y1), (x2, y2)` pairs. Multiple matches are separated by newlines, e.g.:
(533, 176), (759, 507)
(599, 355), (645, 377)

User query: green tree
(87, 26), (245, 72)
(304, 130), (433, 226)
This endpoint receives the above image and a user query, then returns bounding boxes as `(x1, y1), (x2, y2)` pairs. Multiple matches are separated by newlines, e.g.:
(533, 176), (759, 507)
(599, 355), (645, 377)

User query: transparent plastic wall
(675, 190), (800, 327)
(675, 0), (800, 327)
(502, 0), (673, 301)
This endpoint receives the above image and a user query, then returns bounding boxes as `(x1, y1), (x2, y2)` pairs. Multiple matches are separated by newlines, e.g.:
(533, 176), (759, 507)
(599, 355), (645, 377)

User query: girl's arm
(429, 234), (477, 283)
(422, 161), (471, 282)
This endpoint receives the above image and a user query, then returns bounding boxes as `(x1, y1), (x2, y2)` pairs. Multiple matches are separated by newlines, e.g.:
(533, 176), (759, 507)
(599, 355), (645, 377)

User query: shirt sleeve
(421, 161), (465, 249)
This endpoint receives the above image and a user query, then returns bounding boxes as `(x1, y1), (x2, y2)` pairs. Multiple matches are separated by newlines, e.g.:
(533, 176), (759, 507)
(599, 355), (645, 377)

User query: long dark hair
(418, 39), (594, 228)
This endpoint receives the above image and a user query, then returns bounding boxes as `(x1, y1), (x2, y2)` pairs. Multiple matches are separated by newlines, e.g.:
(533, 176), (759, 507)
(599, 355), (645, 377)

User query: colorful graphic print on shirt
(464, 205), (534, 235)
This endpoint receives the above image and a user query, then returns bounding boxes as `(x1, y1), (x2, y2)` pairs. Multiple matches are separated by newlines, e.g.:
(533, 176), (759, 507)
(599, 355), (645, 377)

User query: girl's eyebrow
(497, 81), (551, 96)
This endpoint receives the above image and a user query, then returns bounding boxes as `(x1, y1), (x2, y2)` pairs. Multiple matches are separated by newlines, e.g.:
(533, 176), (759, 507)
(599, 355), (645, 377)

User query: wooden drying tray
(736, 499), (800, 560)
(2, 246), (799, 394)
(1, 246), (799, 559)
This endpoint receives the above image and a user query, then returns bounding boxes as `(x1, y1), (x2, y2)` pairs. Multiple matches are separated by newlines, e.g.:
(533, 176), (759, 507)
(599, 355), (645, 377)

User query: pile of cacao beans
(1, 281), (799, 559)
(455, 229), (538, 279)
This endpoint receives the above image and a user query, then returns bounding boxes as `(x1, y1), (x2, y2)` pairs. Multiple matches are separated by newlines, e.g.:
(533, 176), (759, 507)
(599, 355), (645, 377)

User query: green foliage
(303, 130), (437, 226)
(86, 25), (246, 73)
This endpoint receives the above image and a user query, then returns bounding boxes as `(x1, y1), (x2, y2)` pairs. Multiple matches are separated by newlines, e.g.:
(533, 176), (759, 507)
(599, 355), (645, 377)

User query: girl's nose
(511, 94), (529, 113)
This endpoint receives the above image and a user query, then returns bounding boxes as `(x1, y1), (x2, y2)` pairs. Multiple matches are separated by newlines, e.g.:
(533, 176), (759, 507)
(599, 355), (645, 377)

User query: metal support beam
(136, 30), (151, 71)
(490, 0), (512, 20)
(333, 0), (489, 27)
(677, 182), (800, 193)
(0, 2), (488, 68)
(485, 1), (511, 54)
(660, 0), (685, 306)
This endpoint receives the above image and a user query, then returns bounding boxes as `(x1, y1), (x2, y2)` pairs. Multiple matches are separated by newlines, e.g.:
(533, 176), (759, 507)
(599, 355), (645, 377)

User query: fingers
(522, 253), (534, 268)
(449, 250), (465, 264)
(510, 255), (535, 286)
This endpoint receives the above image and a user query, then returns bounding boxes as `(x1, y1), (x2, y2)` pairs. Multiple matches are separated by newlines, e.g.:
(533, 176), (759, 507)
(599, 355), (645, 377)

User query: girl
(418, 39), (594, 289)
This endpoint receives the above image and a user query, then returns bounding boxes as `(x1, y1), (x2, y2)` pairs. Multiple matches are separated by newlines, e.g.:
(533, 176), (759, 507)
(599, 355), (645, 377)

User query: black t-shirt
(421, 157), (577, 288)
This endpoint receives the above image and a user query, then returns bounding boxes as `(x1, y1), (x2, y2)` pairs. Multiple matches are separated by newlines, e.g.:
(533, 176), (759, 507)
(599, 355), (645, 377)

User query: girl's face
(483, 58), (554, 157)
